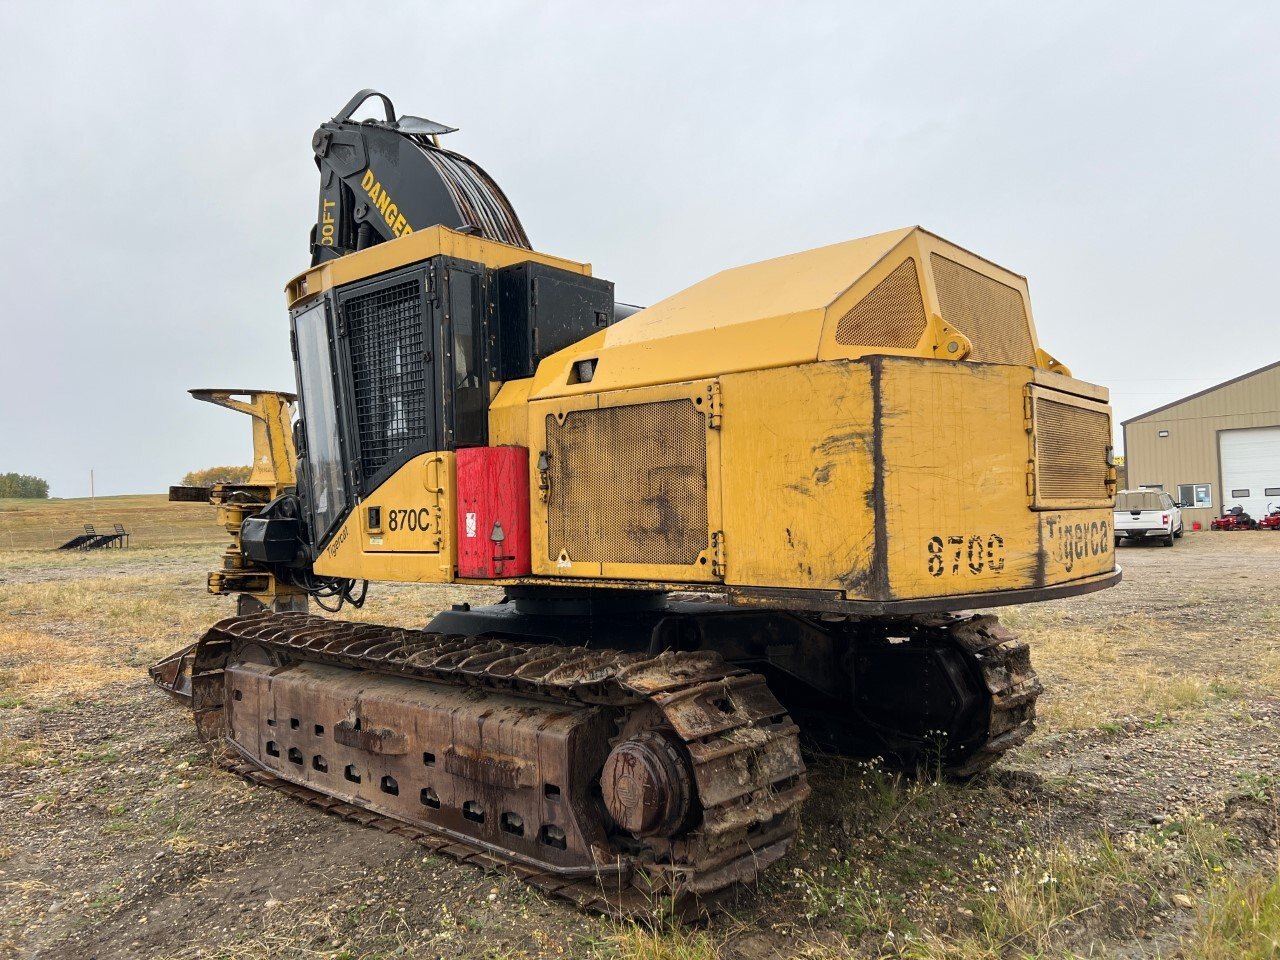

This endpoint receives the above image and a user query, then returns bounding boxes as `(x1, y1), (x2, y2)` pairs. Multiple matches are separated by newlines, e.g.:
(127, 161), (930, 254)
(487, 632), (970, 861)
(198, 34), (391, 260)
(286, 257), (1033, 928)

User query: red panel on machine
(455, 446), (531, 579)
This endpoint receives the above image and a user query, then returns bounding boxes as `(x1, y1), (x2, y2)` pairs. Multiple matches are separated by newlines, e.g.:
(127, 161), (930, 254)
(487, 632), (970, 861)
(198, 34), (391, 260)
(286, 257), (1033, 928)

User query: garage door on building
(1219, 426), (1280, 518)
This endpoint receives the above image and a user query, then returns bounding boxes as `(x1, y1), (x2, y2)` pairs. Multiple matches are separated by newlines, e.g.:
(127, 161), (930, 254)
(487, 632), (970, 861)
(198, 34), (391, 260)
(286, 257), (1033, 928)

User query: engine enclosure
(282, 224), (1119, 616)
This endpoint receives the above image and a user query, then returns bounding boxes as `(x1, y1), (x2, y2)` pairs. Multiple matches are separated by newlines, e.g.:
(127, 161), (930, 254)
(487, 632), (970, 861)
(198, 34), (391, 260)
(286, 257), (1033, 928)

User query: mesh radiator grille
(343, 279), (429, 484)
(931, 254), (1037, 364)
(835, 258), (928, 348)
(547, 400), (708, 566)
(1035, 397), (1112, 502)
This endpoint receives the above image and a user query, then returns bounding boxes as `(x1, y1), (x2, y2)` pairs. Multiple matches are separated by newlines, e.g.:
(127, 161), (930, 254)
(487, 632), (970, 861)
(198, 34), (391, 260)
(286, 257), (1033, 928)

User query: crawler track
(188, 612), (810, 916)
(166, 611), (1037, 913)
(931, 613), (1043, 777)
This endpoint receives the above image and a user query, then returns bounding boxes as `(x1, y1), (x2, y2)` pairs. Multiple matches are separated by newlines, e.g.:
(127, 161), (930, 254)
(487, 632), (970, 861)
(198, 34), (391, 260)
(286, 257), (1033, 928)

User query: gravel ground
(1, 531), (1278, 958)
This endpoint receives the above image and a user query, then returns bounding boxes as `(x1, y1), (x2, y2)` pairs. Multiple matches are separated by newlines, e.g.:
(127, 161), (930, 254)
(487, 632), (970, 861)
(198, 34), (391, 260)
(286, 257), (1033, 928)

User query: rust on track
(184, 612), (810, 916)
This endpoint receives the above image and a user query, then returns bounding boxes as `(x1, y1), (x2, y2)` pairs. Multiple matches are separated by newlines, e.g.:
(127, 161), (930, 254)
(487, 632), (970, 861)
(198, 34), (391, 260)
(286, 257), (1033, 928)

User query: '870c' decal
(927, 534), (1005, 577)
(387, 508), (432, 532)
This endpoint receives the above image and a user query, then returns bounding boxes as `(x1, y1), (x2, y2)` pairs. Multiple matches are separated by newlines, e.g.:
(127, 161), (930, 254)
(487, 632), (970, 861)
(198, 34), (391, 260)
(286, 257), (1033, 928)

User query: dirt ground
(2, 528), (1279, 959)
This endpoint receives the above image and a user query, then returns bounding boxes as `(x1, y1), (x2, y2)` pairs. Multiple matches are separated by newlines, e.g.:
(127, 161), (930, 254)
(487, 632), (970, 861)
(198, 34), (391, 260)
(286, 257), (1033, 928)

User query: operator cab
(290, 256), (614, 548)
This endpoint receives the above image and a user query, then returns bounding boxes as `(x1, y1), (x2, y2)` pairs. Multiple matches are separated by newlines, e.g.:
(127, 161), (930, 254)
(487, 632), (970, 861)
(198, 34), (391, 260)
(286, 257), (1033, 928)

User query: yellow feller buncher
(152, 90), (1120, 913)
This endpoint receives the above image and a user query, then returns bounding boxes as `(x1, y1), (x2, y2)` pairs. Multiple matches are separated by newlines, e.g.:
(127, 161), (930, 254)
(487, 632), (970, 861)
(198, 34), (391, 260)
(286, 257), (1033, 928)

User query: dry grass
(0, 573), (226, 668)
(607, 815), (1262, 960)
(1003, 606), (1222, 732)
(1190, 868), (1280, 959)
(0, 625), (138, 699)
(0, 556), (230, 777)
(896, 817), (1237, 959)
(0, 493), (223, 550)
(605, 924), (720, 960)
(0, 558), (223, 783)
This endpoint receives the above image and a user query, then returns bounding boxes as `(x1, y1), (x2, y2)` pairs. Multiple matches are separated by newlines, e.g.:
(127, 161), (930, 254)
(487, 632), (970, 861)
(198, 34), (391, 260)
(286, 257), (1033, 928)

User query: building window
(1158, 430), (1170, 438)
(1178, 483), (1212, 508)
(1231, 488), (1250, 498)
(1266, 487), (1280, 497)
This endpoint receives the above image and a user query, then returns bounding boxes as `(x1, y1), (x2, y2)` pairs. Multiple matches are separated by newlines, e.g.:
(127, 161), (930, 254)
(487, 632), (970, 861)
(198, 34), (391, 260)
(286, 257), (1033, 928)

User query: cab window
(294, 302), (347, 539)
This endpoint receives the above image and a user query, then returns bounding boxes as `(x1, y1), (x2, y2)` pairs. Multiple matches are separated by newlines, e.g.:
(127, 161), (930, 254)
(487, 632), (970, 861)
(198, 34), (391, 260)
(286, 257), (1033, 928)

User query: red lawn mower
(1259, 506), (1280, 531)
(1211, 505), (1258, 531)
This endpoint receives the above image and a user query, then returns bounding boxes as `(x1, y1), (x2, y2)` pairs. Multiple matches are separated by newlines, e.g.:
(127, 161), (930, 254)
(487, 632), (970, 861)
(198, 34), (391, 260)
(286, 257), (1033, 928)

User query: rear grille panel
(547, 400), (708, 566)
(343, 279), (430, 485)
(1035, 395), (1112, 504)
(931, 255), (1037, 364)
(835, 258), (928, 349)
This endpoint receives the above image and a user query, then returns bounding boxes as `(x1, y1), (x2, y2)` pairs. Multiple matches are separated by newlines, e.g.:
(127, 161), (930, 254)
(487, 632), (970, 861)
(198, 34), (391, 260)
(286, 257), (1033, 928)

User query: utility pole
(90, 468), (95, 509)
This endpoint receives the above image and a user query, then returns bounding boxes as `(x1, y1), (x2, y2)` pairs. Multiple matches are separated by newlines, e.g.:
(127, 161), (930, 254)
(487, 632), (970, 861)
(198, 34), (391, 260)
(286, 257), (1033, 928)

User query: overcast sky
(1, 2), (1276, 497)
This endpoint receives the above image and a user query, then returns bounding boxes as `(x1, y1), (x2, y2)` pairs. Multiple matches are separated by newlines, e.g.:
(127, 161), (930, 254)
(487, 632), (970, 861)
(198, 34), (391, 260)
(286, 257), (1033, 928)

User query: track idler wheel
(600, 731), (694, 838)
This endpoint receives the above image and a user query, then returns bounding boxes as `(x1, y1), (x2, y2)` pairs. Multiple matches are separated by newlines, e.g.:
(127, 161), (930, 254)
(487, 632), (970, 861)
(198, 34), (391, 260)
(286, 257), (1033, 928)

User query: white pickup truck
(1113, 489), (1183, 547)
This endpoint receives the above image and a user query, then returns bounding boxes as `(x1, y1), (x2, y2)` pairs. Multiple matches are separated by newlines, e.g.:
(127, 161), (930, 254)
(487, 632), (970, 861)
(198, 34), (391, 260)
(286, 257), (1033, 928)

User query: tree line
(0, 473), (50, 498)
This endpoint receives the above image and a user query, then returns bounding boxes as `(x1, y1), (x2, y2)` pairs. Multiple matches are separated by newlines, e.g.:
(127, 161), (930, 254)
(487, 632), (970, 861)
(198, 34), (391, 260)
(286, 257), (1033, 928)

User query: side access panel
(718, 362), (877, 592)
(529, 380), (723, 582)
(878, 358), (1114, 600)
(312, 451), (457, 582)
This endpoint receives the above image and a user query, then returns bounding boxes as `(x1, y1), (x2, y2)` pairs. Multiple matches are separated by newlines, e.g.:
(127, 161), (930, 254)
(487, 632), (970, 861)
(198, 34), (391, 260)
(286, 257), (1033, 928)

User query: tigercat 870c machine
(152, 89), (1120, 914)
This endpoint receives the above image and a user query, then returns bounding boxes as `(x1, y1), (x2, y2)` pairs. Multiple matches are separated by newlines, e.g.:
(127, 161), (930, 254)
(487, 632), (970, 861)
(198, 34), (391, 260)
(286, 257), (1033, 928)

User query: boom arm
(310, 89), (530, 264)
